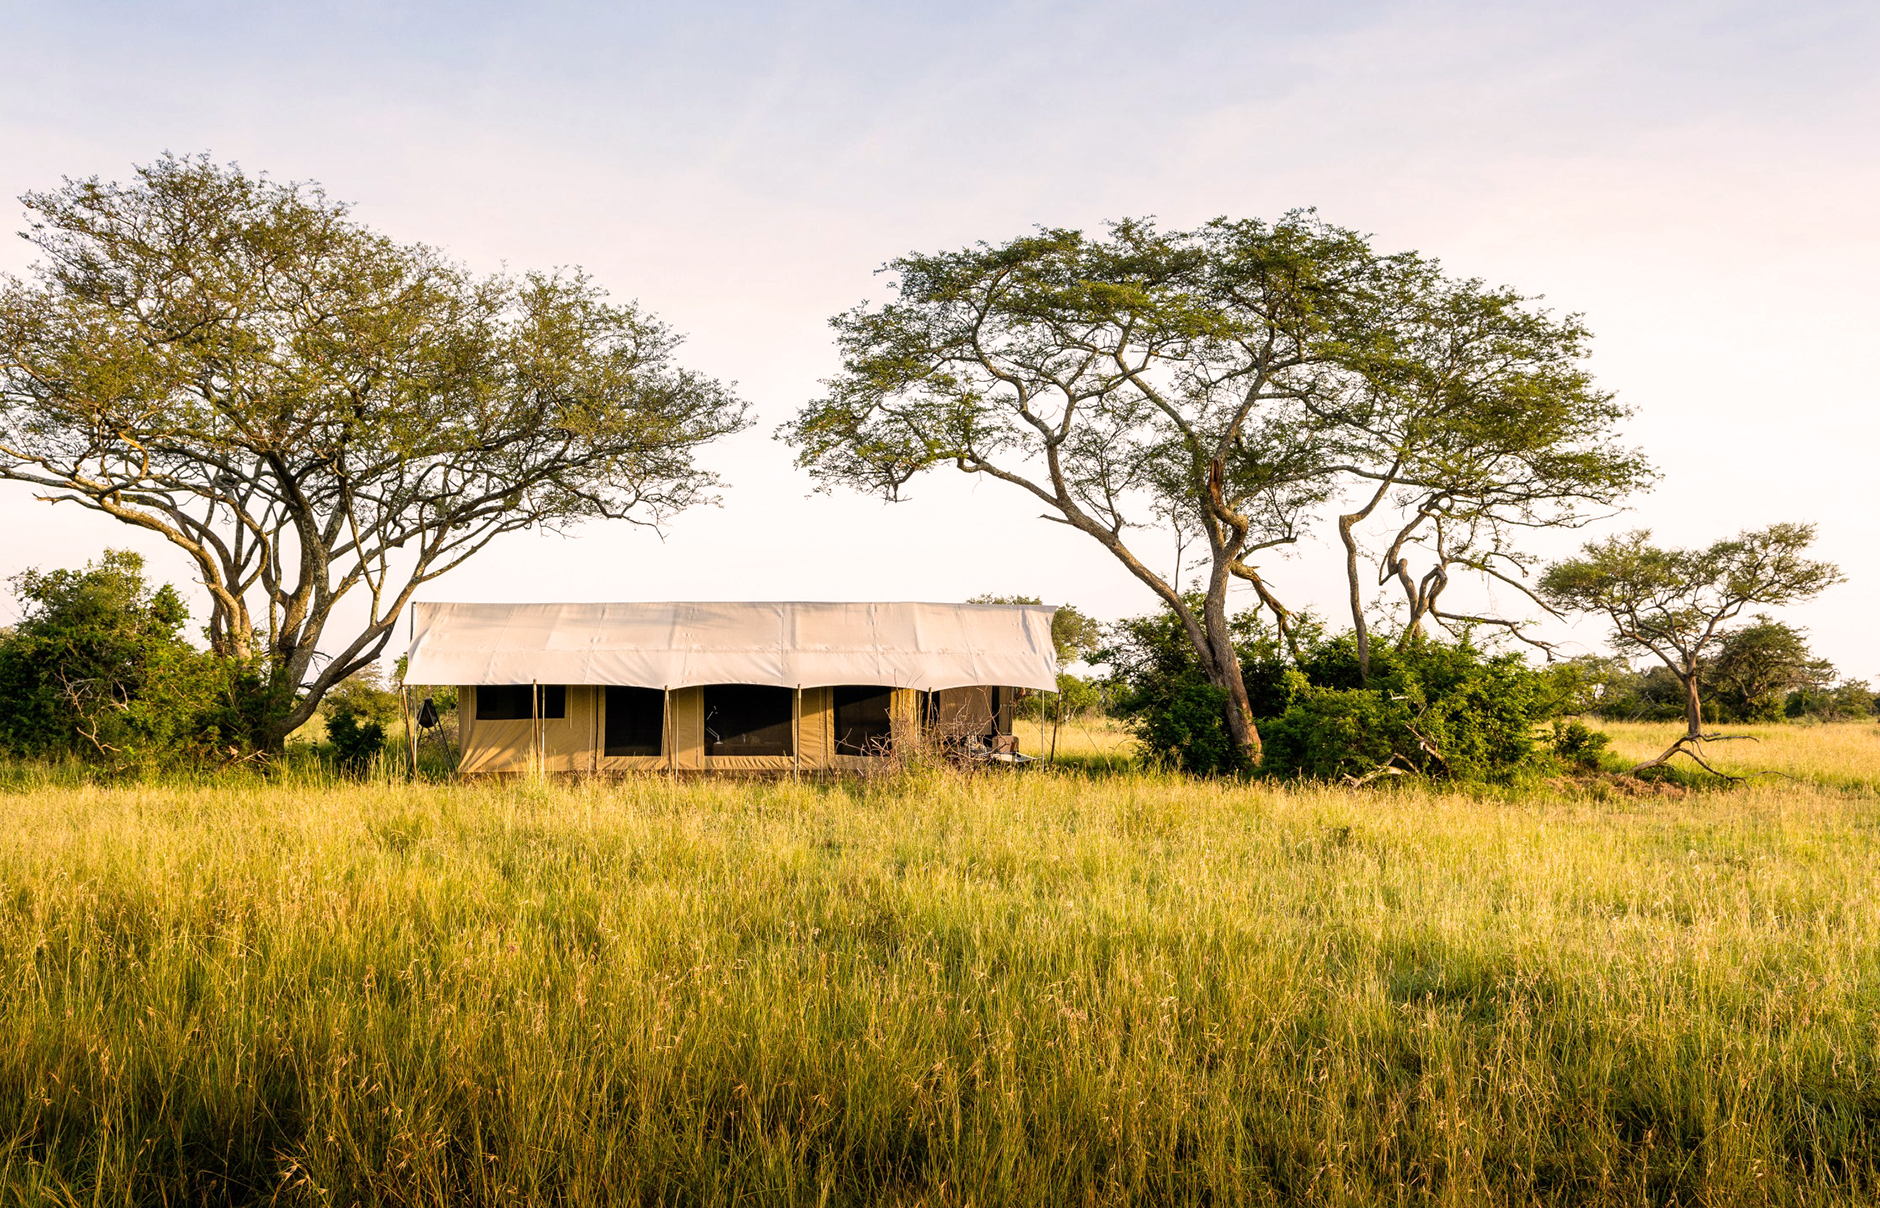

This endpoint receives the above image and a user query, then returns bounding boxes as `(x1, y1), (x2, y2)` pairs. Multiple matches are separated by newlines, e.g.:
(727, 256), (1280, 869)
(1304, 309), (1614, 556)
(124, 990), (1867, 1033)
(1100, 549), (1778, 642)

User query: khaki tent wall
(460, 685), (932, 775)
(458, 685), (601, 775)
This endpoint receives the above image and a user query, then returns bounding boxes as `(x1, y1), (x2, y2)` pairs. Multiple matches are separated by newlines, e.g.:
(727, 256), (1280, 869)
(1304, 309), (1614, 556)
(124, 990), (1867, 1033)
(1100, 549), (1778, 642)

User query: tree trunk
(1682, 665), (1704, 741)
(1201, 598), (1262, 770)
(1340, 512), (1371, 683)
(1221, 669), (1262, 770)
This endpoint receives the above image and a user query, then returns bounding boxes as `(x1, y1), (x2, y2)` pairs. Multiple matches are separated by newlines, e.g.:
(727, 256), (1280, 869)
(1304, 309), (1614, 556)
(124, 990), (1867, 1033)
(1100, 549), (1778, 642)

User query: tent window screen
(475, 684), (566, 720)
(702, 684), (794, 756)
(604, 687), (665, 756)
(833, 686), (894, 755)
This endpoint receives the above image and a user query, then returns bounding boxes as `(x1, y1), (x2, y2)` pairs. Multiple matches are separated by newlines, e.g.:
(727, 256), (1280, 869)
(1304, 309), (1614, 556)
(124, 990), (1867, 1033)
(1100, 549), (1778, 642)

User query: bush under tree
(319, 665), (403, 774)
(1102, 604), (1577, 781)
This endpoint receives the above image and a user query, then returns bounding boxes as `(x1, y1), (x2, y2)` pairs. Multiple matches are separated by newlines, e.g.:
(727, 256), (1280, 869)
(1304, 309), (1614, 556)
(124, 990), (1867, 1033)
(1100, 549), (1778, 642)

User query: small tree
(0, 155), (749, 750)
(1702, 616), (1834, 722)
(1540, 524), (1843, 775)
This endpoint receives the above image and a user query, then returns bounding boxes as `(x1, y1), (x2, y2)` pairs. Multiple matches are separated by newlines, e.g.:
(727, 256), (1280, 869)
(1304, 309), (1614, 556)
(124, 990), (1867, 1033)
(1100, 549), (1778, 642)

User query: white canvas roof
(403, 601), (1060, 692)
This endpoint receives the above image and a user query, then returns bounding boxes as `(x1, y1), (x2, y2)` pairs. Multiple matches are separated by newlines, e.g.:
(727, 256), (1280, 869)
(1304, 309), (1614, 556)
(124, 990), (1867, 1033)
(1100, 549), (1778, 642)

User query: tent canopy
(403, 601), (1060, 692)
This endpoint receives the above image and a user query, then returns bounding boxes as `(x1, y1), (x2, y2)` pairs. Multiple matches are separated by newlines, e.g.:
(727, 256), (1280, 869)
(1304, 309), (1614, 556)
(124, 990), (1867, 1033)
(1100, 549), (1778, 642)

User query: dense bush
(1104, 605), (1576, 781)
(1550, 719), (1612, 770)
(0, 551), (228, 768)
(320, 666), (403, 774)
(1100, 607), (1279, 775)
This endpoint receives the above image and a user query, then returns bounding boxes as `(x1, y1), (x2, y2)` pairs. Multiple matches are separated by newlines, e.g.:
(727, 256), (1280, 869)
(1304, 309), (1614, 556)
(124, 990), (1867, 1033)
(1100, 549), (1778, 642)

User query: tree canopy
(0, 155), (749, 745)
(785, 214), (1649, 767)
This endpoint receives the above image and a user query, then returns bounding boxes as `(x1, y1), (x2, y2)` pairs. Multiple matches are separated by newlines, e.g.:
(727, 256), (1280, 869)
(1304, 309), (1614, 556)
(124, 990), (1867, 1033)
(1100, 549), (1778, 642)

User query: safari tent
(402, 601), (1059, 774)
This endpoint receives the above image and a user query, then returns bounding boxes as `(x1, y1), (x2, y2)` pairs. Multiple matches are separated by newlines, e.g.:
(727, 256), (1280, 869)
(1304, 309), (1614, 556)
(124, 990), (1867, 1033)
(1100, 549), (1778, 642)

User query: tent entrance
(603, 686), (665, 756)
(703, 684), (795, 756)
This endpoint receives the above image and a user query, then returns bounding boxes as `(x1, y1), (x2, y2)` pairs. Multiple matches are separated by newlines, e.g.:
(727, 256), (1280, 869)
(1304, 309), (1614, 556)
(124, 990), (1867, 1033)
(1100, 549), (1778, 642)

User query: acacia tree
(0, 155), (748, 747)
(1539, 524), (1842, 775)
(785, 215), (1646, 768)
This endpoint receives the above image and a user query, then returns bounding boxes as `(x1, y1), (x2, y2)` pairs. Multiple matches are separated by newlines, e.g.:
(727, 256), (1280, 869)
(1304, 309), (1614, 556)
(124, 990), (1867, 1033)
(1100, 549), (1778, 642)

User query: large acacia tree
(0, 155), (748, 747)
(784, 215), (1647, 768)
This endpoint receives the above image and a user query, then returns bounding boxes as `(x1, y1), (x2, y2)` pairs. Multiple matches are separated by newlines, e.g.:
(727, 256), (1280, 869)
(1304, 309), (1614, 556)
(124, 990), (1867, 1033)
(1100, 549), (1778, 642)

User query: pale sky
(2, 0), (1876, 678)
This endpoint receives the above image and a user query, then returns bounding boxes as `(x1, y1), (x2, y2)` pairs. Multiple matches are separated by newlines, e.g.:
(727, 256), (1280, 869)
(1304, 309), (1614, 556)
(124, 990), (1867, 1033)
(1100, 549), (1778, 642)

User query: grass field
(1, 723), (1877, 1205)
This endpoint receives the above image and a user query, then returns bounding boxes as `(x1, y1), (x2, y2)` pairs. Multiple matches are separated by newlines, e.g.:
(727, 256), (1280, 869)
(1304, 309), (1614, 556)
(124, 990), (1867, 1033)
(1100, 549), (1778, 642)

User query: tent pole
(401, 685), (416, 783)
(793, 686), (802, 784)
(664, 688), (674, 786)
(531, 678), (541, 782)
(403, 608), (417, 782)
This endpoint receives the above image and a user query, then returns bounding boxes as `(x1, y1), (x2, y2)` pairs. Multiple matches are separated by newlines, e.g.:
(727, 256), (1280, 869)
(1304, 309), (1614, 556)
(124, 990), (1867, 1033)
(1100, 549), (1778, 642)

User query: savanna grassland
(2, 723), (1878, 1206)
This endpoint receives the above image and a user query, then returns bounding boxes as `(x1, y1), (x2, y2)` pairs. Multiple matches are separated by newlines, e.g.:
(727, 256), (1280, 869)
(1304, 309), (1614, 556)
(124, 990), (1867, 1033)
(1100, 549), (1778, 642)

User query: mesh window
(604, 687), (665, 756)
(833, 686), (894, 755)
(702, 684), (794, 756)
(475, 684), (566, 720)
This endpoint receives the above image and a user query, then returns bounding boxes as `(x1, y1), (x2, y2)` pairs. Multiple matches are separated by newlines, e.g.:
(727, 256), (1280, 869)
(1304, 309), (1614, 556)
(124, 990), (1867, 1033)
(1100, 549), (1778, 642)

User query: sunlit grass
(1593, 720), (1880, 789)
(0, 733), (1876, 1205)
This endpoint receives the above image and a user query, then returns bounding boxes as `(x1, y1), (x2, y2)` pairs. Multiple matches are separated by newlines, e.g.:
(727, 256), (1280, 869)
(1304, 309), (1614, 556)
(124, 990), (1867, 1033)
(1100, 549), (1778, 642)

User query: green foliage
(1270, 635), (1561, 781)
(1550, 719), (1613, 770)
(1014, 672), (1107, 722)
(1104, 606), (1569, 781)
(1260, 686), (1402, 780)
(325, 710), (386, 774)
(1785, 679), (1876, 722)
(0, 551), (227, 769)
(1703, 616), (1833, 722)
(1587, 663), (1687, 722)
(1100, 605), (1279, 775)
(321, 665), (402, 774)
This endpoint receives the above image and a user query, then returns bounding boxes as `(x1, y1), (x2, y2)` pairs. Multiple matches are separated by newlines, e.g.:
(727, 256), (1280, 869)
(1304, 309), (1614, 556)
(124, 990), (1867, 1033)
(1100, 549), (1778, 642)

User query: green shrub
(1260, 686), (1401, 780)
(1104, 605), (1570, 781)
(1786, 679), (1877, 722)
(1551, 719), (1612, 770)
(319, 666), (402, 774)
(0, 551), (229, 769)
(325, 708), (387, 773)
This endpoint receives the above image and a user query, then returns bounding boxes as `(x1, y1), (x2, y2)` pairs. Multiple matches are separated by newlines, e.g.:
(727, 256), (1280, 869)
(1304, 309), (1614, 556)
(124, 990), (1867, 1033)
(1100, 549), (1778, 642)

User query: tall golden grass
(1, 724), (1876, 1204)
